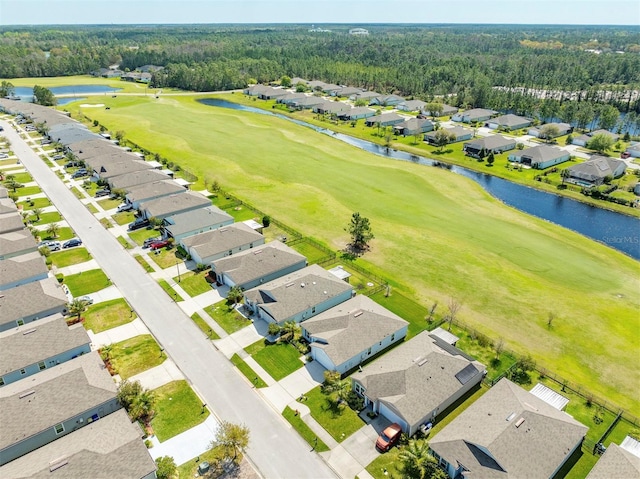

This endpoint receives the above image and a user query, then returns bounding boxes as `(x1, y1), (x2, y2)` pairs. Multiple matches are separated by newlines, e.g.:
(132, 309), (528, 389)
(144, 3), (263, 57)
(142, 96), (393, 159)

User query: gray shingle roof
(425, 126), (472, 141)
(568, 156), (626, 181)
(108, 169), (171, 190)
(336, 87), (364, 97)
(164, 205), (233, 237)
(0, 251), (48, 288)
(0, 409), (156, 479)
(184, 222), (264, 259)
(125, 180), (185, 203)
(352, 331), (485, 427)
(365, 113), (405, 124)
(339, 107), (375, 118)
(0, 211), (26, 234)
(140, 191), (210, 219)
(489, 114), (531, 128)
(92, 158), (152, 179)
(430, 378), (588, 479)
(0, 277), (68, 326)
(0, 198), (16, 215)
(398, 99), (426, 111)
(0, 315), (90, 376)
(0, 351), (117, 450)
(303, 295), (408, 366)
(293, 96), (326, 107)
(510, 145), (568, 165)
(586, 442), (640, 479)
(315, 101), (351, 113)
(459, 108), (497, 120)
(0, 228), (38, 259)
(244, 264), (354, 323)
(0, 187), (8, 199)
(0, 99), (74, 127)
(394, 118), (434, 132)
(212, 240), (306, 288)
(52, 127), (102, 147)
(464, 135), (516, 151)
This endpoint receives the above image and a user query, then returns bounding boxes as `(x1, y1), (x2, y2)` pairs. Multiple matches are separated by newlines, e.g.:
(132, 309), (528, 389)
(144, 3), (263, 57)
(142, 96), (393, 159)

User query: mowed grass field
(67, 92), (640, 412)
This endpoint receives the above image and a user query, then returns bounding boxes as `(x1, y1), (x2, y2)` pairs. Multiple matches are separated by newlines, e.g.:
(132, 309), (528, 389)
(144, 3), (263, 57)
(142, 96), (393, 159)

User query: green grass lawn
(63, 269), (111, 296)
(158, 279), (182, 301)
(116, 235), (132, 249)
(304, 385), (364, 443)
(148, 247), (182, 269)
(289, 239), (332, 264)
(244, 339), (304, 381)
(40, 226), (74, 241)
(128, 227), (159, 246)
(67, 93), (640, 413)
(11, 172), (32, 183)
(71, 186), (86, 199)
(222, 204), (259, 222)
(112, 211), (135, 225)
(282, 406), (330, 452)
(173, 270), (211, 297)
(16, 185), (41, 196)
(177, 446), (239, 479)
(191, 312), (220, 339)
(97, 197), (121, 210)
(27, 211), (62, 225)
(83, 298), (136, 333)
(109, 334), (165, 379)
(151, 380), (209, 442)
(17, 197), (51, 210)
(370, 290), (429, 339)
(230, 353), (268, 388)
(48, 247), (91, 268)
(204, 303), (251, 334)
(134, 254), (155, 273)
(86, 203), (99, 214)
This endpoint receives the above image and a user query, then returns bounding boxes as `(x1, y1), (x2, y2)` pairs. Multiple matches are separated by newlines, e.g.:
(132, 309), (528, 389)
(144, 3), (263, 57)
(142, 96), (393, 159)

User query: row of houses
(0, 178), (157, 476)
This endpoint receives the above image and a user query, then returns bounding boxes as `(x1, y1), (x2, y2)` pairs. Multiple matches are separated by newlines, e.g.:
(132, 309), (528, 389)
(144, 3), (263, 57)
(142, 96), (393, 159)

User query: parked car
(40, 139), (52, 145)
(0, 125), (4, 131)
(52, 154), (65, 160)
(62, 238), (83, 248)
(376, 423), (403, 452)
(128, 218), (150, 231)
(150, 239), (170, 250)
(0, 153), (8, 159)
(71, 169), (89, 179)
(117, 203), (133, 212)
(76, 295), (94, 305)
(39, 240), (61, 251)
(95, 189), (110, 197)
(143, 236), (162, 248)
(621, 152), (631, 159)
(65, 161), (82, 168)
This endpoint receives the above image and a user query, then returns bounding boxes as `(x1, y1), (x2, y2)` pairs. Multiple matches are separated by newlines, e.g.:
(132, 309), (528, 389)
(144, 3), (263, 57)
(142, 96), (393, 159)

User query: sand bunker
(79, 103), (105, 108)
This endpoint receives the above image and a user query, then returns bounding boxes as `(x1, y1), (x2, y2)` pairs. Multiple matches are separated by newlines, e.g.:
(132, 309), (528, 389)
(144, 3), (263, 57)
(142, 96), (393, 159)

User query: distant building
(349, 28), (369, 35)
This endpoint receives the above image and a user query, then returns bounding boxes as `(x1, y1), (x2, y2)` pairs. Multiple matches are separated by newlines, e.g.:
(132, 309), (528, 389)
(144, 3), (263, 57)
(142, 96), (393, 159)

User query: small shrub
(346, 390), (365, 411)
(144, 439), (153, 448)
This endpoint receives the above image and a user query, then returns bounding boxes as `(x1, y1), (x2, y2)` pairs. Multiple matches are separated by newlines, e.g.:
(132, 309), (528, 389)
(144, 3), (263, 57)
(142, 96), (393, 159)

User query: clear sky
(0, 0), (639, 26)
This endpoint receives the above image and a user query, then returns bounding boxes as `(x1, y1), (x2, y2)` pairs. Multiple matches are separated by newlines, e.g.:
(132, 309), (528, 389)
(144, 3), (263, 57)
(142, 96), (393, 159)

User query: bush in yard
(346, 390), (364, 411)
(155, 456), (177, 479)
(268, 323), (282, 336)
(117, 379), (156, 425)
(262, 215), (271, 227)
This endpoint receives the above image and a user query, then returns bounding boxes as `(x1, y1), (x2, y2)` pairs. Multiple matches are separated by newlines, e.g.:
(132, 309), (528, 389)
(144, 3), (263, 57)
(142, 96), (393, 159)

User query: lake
(13, 85), (120, 103)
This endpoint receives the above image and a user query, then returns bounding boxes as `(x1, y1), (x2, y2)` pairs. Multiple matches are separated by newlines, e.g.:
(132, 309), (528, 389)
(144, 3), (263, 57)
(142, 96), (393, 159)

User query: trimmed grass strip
(191, 312), (220, 339)
(282, 406), (330, 452)
(304, 385), (363, 443)
(48, 247), (91, 268)
(231, 353), (268, 388)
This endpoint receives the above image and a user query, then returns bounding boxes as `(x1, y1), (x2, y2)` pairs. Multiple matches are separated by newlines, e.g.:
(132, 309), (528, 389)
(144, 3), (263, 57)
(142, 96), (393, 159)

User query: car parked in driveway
(376, 423), (403, 452)
(39, 240), (61, 251)
(150, 239), (170, 250)
(0, 153), (8, 159)
(95, 189), (110, 197)
(63, 238), (83, 248)
(143, 236), (162, 248)
(117, 203), (133, 212)
(128, 218), (150, 231)
(71, 169), (89, 179)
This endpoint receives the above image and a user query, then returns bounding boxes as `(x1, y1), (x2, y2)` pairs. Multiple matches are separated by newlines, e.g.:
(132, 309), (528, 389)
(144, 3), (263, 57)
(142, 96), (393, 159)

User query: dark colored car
(95, 189), (110, 197)
(376, 423), (403, 452)
(128, 218), (150, 231)
(150, 240), (170, 250)
(71, 169), (88, 179)
(63, 238), (83, 248)
(143, 236), (162, 248)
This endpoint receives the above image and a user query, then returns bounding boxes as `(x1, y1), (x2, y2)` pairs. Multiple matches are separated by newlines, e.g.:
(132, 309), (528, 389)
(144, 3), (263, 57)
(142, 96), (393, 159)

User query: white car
(76, 295), (94, 305)
(117, 203), (133, 212)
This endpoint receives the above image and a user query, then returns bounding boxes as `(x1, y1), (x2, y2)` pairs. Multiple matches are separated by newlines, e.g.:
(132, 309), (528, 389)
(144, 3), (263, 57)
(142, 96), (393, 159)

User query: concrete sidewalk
(55, 258), (99, 276)
(148, 415), (219, 466)
(127, 358), (184, 390)
(87, 317), (150, 348)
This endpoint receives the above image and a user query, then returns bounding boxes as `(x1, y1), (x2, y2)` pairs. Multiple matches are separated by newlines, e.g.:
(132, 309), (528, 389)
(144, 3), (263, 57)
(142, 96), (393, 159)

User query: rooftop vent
(301, 283), (305, 288)
(254, 250), (263, 255)
(515, 418), (525, 428)
(19, 390), (35, 399)
(286, 282), (295, 288)
(506, 412), (516, 422)
(22, 329), (37, 335)
(49, 457), (69, 472)
(353, 311), (363, 318)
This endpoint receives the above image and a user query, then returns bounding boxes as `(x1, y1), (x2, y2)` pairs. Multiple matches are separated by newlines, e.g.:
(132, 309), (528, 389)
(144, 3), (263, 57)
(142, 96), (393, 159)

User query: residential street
(1, 119), (338, 479)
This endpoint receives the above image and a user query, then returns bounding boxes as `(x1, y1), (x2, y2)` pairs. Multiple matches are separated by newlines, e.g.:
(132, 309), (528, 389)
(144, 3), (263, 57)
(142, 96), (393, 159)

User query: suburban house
(0, 409), (157, 479)
(624, 142), (640, 158)
(140, 191), (211, 221)
(243, 84), (272, 96)
(429, 378), (587, 479)
(370, 94), (405, 107)
(0, 315), (91, 387)
(48, 123), (102, 146)
(452, 108), (497, 123)
(180, 222), (265, 265)
(486, 114), (532, 131)
(321, 84), (342, 95)
(0, 278), (68, 333)
(566, 156), (627, 186)
(528, 122), (572, 139)
(394, 118), (434, 136)
(351, 331), (486, 437)
(508, 144), (571, 169)
(0, 228), (39, 260)
(313, 101), (351, 116)
(349, 28), (369, 35)
(243, 264), (354, 325)
(162, 205), (233, 242)
(292, 96), (326, 110)
(397, 99), (426, 112)
(0, 351), (120, 466)
(0, 251), (48, 290)
(572, 129), (620, 147)
(333, 86), (364, 98)
(210, 240), (307, 290)
(349, 91), (381, 103)
(463, 135), (516, 158)
(258, 87), (290, 100)
(364, 113), (406, 127)
(276, 93), (307, 105)
(108, 168), (171, 190)
(423, 103), (458, 117)
(424, 126), (474, 145)
(0, 211), (26, 234)
(91, 158), (152, 180)
(302, 295), (409, 376)
(307, 80), (329, 91)
(67, 138), (130, 161)
(125, 180), (186, 210)
(337, 107), (376, 121)
(586, 437), (640, 479)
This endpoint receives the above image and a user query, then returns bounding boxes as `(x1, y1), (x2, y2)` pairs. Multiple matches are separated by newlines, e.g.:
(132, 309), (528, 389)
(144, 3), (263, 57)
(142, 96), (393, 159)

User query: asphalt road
(1, 119), (337, 479)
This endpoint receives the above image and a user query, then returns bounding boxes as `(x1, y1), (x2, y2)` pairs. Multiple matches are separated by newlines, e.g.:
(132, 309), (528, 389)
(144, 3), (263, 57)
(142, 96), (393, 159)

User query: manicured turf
(148, 247), (181, 269)
(63, 268), (111, 296)
(68, 93), (640, 413)
(97, 197), (121, 210)
(191, 312), (220, 339)
(157, 279), (182, 302)
(40, 226), (74, 241)
(204, 303), (251, 334)
(134, 254), (155, 273)
(173, 270), (211, 297)
(83, 298), (136, 333)
(112, 211), (135, 225)
(282, 406), (330, 452)
(304, 385), (364, 443)
(289, 239), (332, 264)
(244, 339), (304, 381)
(151, 380), (209, 442)
(116, 235), (131, 249)
(109, 334), (164, 379)
(128, 227), (159, 246)
(177, 447), (241, 479)
(27, 211), (62, 225)
(370, 290), (430, 339)
(17, 197), (51, 210)
(230, 353), (268, 388)
(48, 247), (91, 268)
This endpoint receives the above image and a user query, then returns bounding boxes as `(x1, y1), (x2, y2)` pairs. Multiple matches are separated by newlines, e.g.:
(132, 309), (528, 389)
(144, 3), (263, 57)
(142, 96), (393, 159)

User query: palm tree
(32, 207), (43, 222)
(399, 439), (444, 479)
(67, 298), (89, 323)
(227, 285), (244, 306)
(46, 222), (60, 239)
(279, 320), (301, 344)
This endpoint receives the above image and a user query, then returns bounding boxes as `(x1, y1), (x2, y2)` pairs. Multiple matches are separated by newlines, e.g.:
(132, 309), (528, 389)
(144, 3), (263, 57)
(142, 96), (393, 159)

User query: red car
(621, 152), (631, 159)
(150, 240), (170, 250)
(376, 423), (403, 452)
